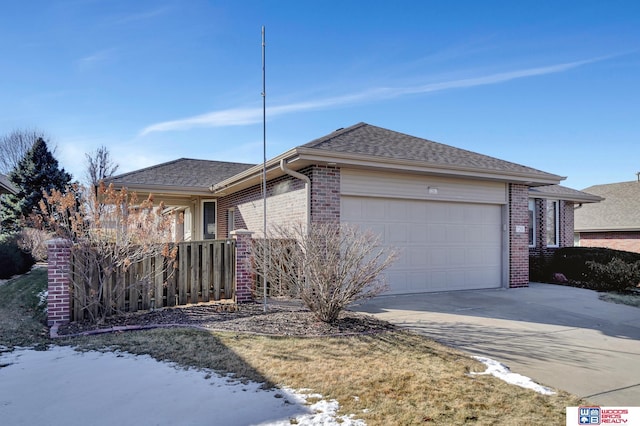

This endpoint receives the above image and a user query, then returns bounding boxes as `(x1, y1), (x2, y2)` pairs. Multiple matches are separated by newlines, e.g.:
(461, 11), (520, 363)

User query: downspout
(280, 159), (311, 232)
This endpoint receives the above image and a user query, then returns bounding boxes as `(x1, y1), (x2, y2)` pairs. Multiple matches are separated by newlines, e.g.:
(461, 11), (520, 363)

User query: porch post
(47, 238), (72, 326)
(230, 229), (254, 303)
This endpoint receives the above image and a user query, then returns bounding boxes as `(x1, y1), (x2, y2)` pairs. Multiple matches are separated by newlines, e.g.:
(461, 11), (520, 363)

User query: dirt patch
(55, 299), (396, 337)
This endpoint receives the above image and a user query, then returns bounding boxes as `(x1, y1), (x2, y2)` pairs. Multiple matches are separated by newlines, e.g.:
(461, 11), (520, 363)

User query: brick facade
(529, 199), (575, 260)
(230, 230), (253, 303)
(46, 239), (72, 326)
(578, 231), (640, 253)
(217, 174), (307, 238)
(309, 165), (340, 223)
(509, 184), (529, 288)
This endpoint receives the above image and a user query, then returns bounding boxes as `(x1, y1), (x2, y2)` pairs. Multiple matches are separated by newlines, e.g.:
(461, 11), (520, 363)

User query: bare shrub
(252, 222), (397, 323)
(33, 182), (178, 323)
(17, 227), (52, 261)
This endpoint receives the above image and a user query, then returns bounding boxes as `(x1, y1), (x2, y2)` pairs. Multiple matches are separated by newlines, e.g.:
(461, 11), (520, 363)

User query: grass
(599, 291), (640, 308)
(0, 267), (50, 349)
(1, 271), (587, 425)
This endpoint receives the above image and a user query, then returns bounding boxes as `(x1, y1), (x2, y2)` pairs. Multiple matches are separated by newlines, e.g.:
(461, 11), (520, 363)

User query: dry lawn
(2, 270), (586, 425)
(66, 328), (585, 425)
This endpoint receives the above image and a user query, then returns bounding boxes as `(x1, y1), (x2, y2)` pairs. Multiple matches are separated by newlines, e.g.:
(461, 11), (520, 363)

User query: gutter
(280, 158), (311, 232)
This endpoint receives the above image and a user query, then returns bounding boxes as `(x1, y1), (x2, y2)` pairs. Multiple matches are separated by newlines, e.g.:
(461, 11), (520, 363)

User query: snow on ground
(0, 346), (366, 426)
(471, 356), (556, 395)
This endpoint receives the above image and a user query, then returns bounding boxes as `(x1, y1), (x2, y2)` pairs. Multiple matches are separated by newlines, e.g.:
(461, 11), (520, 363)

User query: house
(574, 179), (640, 253)
(109, 122), (599, 294)
(0, 174), (17, 195)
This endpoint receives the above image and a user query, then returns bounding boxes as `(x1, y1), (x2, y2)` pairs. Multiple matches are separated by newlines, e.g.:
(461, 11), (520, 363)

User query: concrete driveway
(352, 283), (640, 406)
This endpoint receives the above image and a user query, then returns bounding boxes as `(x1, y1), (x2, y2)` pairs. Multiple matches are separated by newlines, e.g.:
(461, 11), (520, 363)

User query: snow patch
(0, 346), (367, 426)
(470, 356), (556, 395)
(37, 290), (48, 312)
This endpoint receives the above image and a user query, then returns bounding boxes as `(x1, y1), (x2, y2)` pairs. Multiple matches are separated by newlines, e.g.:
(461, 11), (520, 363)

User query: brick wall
(230, 230), (253, 303)
(217, 174), (307, 238)
(46, 239), (72, 326)
(529, 199), (575, 260)
(309, 165), (340, 223)
(509, 184), (529, 288)
(578, 231), (640, 253)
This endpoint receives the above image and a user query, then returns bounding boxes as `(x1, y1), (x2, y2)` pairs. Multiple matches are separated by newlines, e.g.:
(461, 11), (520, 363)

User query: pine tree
(0, 138), (72, 233)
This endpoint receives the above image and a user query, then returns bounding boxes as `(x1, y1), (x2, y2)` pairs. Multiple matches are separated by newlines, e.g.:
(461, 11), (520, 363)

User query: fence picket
(190, 242), (199, 304)
(201, 242), (210, 302)
(70, 240), (237, 320)
(178, 244), (188, 305)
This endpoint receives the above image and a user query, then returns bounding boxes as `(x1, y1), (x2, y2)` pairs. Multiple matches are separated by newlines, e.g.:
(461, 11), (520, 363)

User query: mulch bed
(54, 299), (396, 338)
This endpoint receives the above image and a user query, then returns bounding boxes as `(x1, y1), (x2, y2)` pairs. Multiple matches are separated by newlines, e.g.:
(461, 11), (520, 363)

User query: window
(183, 207), (192, 241)
(202, 200), (216, 239)
(528, 199), (536, 247)
(545, 200), (559, 247)
(227, 207), (235, 236)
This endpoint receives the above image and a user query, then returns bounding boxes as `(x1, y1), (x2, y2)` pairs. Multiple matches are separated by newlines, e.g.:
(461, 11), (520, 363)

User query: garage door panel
(341, 196), (502, 294)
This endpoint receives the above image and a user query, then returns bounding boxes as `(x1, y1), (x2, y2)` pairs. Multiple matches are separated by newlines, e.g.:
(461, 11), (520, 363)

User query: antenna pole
(261, 26), (268, 312)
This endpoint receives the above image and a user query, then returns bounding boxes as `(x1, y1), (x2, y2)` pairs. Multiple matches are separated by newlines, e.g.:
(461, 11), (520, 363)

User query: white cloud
(76, 48), (117, 71)
(139, 56), (607, 136)
(112, 6), (171, 24)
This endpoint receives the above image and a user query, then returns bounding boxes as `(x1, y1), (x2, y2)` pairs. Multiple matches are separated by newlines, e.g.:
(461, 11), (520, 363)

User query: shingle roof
(301, 122), (562, 181)
(0, 174), (17, 195)
(107, 158), (255, 190)
(574, 180), (640, 231)
(529, 185), (602, 203)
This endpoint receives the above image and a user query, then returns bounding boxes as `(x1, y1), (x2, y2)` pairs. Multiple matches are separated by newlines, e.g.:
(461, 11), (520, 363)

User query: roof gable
(301, 122), (562, 182)
(108, 158), (255, 191)
(575, 180), (640, 231)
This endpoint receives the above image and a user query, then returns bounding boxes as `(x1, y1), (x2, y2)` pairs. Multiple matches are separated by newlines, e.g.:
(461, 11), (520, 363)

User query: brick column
(230, 229), (254, 303)
(308, 165), (340, 224)
(47, 239), (72, 326)
(509, 184), (529, 288)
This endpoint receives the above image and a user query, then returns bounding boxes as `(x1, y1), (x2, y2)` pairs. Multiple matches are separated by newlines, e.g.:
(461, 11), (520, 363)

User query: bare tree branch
(85, 145), (119, 187)
(0, 129), (49, 174)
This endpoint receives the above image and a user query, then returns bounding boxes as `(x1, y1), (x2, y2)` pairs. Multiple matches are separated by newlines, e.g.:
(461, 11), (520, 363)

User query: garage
(340, 169), (506, 294)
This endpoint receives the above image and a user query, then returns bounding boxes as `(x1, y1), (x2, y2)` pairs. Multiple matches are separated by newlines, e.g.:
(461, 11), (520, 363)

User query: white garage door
(341, 196), (503, 294)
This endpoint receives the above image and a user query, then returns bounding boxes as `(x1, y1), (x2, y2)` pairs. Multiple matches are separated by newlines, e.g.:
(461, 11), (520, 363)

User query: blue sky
(1, 1), (638, 189)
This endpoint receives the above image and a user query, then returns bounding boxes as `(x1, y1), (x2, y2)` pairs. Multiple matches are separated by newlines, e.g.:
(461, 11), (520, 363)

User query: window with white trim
(545, 200), (559, 247)
(528, 199), (536, 247)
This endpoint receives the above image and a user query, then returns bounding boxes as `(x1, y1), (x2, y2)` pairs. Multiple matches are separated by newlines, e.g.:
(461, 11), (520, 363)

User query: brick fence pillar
(230, 229), (254, 303)
(47, 238), (72, 326)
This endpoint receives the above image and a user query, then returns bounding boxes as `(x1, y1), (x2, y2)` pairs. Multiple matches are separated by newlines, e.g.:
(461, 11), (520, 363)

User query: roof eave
(107, 183), (213, 197)
(576, 226), (640, 233)
(209, 147), (564, 197)
(292, 148), (564, 186)
(210, 149), (298, 195)
(529, 192), (604, 203)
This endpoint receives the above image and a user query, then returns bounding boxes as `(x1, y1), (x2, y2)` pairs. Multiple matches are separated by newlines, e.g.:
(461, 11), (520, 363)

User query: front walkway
(352, 283), (640, 406)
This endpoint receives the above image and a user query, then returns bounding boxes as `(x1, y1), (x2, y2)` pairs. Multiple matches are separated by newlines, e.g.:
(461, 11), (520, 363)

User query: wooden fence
(71, 240), (235, 321)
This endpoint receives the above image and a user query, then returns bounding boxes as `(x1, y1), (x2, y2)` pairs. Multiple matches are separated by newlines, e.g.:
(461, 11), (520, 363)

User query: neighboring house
(574, 179), (640, 253)
(110, 122), (596, 294)
(0, 173), (17, 195)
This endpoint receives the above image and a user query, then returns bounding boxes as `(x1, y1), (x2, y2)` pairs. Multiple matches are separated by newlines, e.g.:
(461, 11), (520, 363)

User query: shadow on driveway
(352, 283), (640, 406)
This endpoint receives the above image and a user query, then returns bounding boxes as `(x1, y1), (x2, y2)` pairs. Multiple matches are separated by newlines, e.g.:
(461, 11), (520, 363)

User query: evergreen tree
(0, 138), (72, 233)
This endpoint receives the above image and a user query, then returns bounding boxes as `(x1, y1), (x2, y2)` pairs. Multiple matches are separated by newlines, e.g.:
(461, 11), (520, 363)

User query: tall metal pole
(261, 26), (268, 312)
